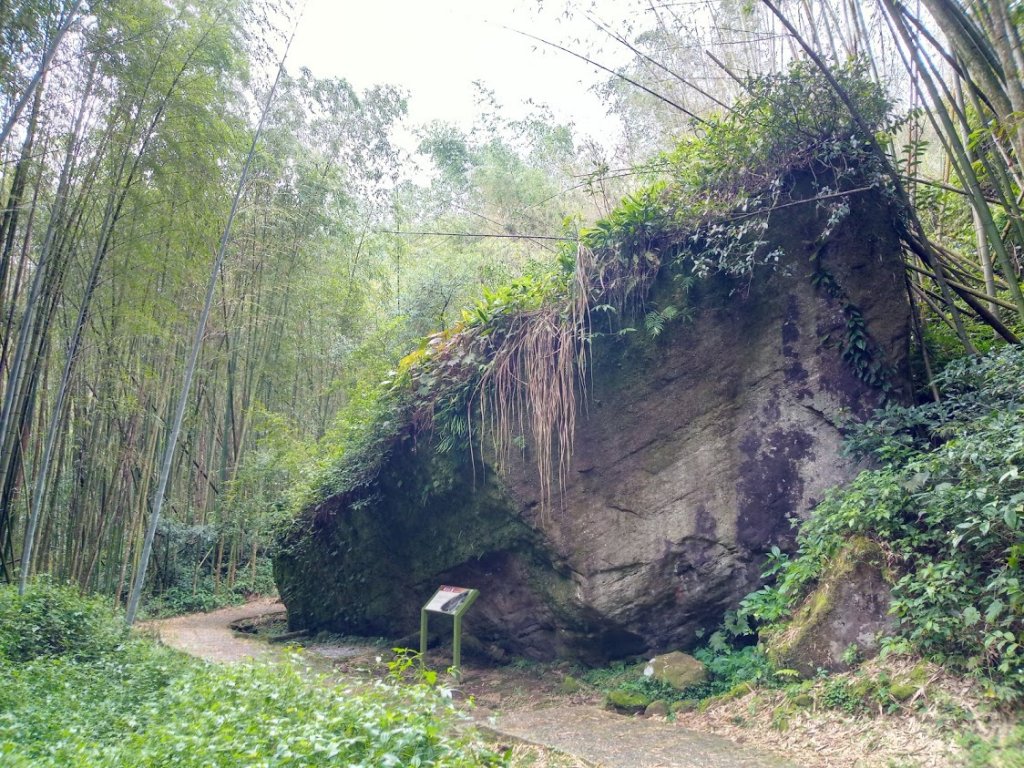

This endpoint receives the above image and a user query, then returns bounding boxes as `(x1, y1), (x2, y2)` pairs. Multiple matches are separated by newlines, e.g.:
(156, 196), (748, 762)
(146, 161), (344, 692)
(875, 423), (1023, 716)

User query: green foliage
(812, 266), (898, 397)
(662, 59), (894, 276)
(0, 581), (127, 663)
(0, 650), (504, 767)
(666, 59), (891, 204)
(690, 637), (775, 695)
(0, 585), (504, 767)
(817, 676), (864, 714)
(138, 517), (278, 619)
(961, 722), (1024, 767)
(644, 304), (681, 337)
(742, 345), (1024, 699)
(461, 270), (565, 329)
(581, 182), (669, 258)
(584, 638), (774, 705)
(141, 578), (248, 620)
(582, 661), (672, 704)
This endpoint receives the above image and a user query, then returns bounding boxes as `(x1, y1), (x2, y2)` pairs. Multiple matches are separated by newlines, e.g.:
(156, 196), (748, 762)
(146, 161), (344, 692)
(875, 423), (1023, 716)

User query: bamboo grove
(0, 0), (413, 605)
(0, 0), (1022, 611)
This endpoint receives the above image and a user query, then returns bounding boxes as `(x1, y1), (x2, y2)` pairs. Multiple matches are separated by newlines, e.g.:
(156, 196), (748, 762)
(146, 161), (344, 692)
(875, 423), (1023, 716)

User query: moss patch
(605, 690), (650, 713)
(764, 536), (894, 675)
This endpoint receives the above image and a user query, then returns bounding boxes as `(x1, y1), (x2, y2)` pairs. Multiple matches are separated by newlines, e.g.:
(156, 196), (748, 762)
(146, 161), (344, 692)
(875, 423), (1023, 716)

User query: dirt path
(487, 707), (795, 768)
(143, 598), (285, 663)
(147, 601), (798, 768)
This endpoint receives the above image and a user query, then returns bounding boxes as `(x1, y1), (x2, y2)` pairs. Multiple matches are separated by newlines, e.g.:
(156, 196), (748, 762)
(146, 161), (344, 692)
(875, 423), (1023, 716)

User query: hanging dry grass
(470, 242), (659, 520)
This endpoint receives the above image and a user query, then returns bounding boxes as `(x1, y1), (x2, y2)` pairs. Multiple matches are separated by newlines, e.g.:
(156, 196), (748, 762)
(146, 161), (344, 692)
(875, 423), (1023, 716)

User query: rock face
(764, 537), (895, 676)
(275, 176), (912, 663)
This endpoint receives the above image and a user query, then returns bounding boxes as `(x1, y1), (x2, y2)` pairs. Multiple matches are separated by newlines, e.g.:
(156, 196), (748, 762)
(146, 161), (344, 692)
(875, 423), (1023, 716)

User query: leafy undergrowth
(583, 639), (774, 709)
(0, 582), (504, 767)
(140, 553), (279, 620)
(742, 344), (1024, 701)
(140, 585), (248, 620)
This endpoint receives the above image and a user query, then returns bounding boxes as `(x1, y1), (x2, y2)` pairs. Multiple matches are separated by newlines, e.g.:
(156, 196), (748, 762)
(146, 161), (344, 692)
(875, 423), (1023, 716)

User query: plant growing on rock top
(661, 60), (894, 277)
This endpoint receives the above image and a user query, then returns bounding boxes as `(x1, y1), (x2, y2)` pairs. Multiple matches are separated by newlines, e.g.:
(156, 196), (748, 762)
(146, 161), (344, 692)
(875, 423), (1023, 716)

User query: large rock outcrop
(275, 176), (912, 663)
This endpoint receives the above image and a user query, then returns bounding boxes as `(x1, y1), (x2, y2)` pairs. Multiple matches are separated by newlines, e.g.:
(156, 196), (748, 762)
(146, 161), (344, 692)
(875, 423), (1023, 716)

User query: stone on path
(486, 705), (798, 768)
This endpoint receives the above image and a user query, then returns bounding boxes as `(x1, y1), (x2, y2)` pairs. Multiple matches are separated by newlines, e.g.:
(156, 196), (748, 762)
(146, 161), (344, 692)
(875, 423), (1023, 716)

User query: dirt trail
(147, 600), (798, 768)
(143, 598), (285, 663)
(486, 707), (795, 768)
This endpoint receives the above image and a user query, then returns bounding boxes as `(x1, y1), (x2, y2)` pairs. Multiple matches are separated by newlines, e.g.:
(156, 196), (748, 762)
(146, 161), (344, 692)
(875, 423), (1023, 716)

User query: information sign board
(420, 585), (479, 678)
(425, 585), (472, 615)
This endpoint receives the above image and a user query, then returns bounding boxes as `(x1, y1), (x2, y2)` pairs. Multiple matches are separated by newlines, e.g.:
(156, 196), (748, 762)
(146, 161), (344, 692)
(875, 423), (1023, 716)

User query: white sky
(287, 0), (629, 143)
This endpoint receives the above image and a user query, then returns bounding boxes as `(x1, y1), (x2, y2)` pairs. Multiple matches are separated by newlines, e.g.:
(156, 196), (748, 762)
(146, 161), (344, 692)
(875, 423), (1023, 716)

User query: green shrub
(742, 345), (1024, 699)
(818, 677), (864, 714)
(0, 629), (504, 767)
(141, 583), (245, 619)
(962, 722), (1024, 767)
(584, 638), (774, 706)
(0, 581), (501, 766)
(0, 581), (127, 663)
(689, 638), (774, 698)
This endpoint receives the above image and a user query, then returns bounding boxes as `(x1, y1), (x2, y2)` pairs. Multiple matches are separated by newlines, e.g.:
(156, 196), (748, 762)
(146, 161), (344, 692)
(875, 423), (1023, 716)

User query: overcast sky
(286, 0), (630, 142)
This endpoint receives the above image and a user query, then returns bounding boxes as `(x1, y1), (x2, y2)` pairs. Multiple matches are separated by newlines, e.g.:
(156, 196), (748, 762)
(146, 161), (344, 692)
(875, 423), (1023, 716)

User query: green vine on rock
(811, 264), (897, 401)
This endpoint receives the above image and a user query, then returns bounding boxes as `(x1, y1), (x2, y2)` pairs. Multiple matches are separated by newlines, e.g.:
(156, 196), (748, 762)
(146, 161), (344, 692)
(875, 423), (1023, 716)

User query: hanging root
(406, 240), (660, 523)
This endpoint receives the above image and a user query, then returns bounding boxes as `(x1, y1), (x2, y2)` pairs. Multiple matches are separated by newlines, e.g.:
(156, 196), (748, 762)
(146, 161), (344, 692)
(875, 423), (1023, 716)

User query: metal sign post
(420, 585), (479, 679)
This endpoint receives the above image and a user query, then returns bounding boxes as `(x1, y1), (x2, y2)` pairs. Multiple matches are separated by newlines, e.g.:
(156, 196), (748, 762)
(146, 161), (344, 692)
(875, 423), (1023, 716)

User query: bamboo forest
(2, 1), (1024, 766)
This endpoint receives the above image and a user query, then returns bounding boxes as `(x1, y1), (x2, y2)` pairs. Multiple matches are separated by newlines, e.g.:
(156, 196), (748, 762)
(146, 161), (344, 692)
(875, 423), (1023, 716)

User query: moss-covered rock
(644, 700), (670, 717)
(605, 690), (650, 713)
(560, 675), (583, 694)
(646, 651), (707, 691)
(850, 676), (877, 700)
(275, 163), (912, 663)
(764, 536), (895, 676)
(274, 442), (553, 647)
(791, 693), (814, 708)
(889, 683), (918, 702)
